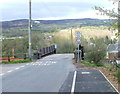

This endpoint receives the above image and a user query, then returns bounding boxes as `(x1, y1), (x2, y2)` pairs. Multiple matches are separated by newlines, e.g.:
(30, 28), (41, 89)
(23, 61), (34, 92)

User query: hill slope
(1, 18), (115, 37)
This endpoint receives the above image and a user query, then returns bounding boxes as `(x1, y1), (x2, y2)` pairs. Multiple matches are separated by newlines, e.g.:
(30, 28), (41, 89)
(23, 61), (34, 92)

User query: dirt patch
(73, 61), (119, 92)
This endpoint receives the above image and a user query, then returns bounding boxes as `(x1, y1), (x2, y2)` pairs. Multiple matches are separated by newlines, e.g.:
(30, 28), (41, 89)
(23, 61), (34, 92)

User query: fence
(1, 53), (27, 62)
(33, 45), (56, 59)
(1, 45), (56, 62)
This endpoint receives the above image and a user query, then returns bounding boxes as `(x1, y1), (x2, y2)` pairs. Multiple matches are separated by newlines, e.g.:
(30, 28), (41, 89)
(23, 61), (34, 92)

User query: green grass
(81, 61), (96, 67)
(2, 59), (32, 64)
(81, 60), (106, 67)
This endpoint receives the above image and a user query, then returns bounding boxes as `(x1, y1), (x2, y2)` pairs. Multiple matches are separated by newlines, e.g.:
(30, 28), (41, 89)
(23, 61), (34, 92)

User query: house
(107, 43), (120, 60)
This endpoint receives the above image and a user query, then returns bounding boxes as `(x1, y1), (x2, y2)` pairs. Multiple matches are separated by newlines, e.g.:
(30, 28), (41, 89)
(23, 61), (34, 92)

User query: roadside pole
(77, 44), (79, 62)
(28, 0), (32, 59)
(75, 31), (82, 63)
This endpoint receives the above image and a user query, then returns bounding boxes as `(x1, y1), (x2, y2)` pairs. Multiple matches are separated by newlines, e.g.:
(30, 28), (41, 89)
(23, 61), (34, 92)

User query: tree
(94, 0), (120, 35)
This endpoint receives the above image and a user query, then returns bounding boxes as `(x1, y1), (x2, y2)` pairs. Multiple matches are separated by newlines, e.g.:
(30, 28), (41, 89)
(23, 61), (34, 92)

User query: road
(1, 54), (119, 94)
(1, 54), (76, 92)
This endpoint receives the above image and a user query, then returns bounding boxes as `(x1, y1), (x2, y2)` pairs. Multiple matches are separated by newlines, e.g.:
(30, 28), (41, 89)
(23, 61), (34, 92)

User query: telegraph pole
(28, 0), (32, 59)
(71, 28), (73, 51)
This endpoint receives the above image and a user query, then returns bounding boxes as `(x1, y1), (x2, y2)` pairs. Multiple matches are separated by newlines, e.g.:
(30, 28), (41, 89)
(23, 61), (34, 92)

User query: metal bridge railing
(33, 45), (56, 59)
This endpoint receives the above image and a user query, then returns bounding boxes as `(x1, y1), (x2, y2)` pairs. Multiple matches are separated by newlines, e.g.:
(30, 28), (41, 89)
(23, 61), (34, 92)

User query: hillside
(1, 18), (115, 37)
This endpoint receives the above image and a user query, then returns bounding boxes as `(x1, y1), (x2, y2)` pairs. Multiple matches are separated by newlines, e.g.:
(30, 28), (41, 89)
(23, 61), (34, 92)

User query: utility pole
(71, 28), (73, 51)
(28, 0), (32, 59)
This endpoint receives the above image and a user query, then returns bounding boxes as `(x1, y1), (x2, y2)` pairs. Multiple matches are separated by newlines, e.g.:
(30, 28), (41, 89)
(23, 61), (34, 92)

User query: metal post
(28, 0), (32, 59)
(77, 44), (79, 62)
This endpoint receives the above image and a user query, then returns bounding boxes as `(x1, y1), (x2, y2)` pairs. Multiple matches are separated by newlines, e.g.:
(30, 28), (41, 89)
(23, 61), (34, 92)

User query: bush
(85, 37), (107, 65)
(85, 50), (106, 65)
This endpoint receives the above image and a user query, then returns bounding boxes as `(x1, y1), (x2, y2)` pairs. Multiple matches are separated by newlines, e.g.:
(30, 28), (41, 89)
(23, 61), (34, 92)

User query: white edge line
(71, 71), (77, 93)
(99, 70), (120, 94)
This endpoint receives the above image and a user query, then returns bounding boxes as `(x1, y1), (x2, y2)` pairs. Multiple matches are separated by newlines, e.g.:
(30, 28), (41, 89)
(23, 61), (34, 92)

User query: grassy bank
(2, 59), (32, 64)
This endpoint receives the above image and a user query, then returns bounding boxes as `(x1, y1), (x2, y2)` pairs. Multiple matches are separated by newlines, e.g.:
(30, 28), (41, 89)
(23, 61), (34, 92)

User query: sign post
(75, 31), (82, 62)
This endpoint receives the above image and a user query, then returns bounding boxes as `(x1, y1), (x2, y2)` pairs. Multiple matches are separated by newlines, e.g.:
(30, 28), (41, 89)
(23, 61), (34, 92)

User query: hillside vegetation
(2, 18), (116, 60)
(1, 18), (115, 37)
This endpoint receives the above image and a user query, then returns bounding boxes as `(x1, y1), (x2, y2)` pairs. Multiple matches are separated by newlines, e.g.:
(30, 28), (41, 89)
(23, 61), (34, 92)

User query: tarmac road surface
(1, 54), (76, 92)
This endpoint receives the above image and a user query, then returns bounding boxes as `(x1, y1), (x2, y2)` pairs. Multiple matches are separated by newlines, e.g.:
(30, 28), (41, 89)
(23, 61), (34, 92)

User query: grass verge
(81, 60), (107, 67)
(2, 59), (32, 64)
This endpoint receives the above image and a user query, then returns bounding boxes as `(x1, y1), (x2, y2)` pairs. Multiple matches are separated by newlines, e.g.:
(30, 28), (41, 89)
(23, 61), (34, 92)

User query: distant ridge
(2, 18), (103, 22)
(1, 18), (115, 29)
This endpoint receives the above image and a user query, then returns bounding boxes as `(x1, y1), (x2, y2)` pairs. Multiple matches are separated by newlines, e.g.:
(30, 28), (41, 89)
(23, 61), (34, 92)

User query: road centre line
(71, 71), (77, 94)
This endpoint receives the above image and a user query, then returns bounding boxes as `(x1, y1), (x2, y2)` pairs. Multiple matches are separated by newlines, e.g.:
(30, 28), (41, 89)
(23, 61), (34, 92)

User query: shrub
(85, 37), (107, 65)
(85, 50), (106, 65)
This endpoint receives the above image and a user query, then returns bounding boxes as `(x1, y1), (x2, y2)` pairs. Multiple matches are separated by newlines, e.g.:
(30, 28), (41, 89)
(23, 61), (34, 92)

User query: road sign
(75, 31), (82, 44)
(76, 32), (82, 38)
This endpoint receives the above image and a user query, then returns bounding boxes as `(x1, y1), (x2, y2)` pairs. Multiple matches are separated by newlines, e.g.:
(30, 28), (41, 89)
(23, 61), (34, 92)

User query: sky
(0, 0), (117, 21)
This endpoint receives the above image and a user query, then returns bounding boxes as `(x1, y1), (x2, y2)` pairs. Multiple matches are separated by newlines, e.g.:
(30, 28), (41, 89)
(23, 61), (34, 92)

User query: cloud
(0, 0), (116, 21)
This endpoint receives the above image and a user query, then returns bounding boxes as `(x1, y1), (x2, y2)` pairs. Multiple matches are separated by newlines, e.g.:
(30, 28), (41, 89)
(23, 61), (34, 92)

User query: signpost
(75, 31), (82, 62)
(76, 31), (82, 44)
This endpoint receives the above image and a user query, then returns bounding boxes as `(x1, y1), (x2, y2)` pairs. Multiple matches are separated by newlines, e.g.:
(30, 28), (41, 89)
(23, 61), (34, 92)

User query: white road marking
(45, 61), (48, 64)
(7, 70), (13, 73)
(0, 73), (4, 76)
(26, 63), (29, 65)
(45, 61), (48, 63)
(71, 71), (77, 93)
(15, 67), (20, 70)
(53, 61), (56, 64)
(99, 70), (119, 93)
(39, 62), (42, 64)
(20, 66), (25, 68)
(81, 72), (90, 74)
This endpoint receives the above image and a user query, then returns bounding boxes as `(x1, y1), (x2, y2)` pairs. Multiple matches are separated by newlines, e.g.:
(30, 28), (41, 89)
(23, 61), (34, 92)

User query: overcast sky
(0, 0), (116, 21)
